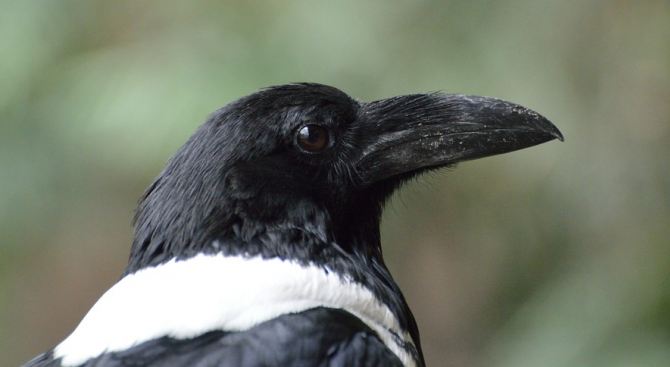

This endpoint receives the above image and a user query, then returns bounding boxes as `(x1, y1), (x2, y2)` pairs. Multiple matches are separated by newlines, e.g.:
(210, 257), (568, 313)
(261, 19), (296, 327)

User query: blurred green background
(2, 1), (669, 366)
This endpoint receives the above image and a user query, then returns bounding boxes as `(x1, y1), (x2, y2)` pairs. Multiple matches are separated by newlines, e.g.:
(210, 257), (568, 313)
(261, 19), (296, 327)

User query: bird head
(127, 83), (562, 275)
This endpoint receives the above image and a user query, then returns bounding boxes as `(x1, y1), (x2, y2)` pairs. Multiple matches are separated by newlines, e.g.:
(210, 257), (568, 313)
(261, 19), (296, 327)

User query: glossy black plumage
(24, 308), (404, 367)
(22, 83), (561, 367)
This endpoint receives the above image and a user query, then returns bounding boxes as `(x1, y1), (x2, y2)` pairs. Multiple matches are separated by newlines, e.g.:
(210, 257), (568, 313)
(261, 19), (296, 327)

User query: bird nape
(23, 83), (562, 367)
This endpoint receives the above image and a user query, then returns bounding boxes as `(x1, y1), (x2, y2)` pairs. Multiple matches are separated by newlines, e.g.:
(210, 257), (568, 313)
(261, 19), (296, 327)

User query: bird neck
(123, 169), (423, 363)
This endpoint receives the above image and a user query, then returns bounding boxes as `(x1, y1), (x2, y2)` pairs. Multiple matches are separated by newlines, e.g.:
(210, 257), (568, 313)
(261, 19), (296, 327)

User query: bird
(22, 83), (562, 367)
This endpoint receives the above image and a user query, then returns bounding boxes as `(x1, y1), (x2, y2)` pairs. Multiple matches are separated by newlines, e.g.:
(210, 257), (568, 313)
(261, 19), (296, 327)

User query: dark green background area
(2, 1), (669, 366)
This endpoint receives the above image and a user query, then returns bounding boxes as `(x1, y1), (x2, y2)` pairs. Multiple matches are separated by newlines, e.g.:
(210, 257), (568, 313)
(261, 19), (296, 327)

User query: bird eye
(296, 124), (332, 153)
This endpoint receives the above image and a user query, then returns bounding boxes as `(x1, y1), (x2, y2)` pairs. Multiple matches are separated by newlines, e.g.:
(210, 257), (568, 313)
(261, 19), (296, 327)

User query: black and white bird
(23, 83), (562, 367)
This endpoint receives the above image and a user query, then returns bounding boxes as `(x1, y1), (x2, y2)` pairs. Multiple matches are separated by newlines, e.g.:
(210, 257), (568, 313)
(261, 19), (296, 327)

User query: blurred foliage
(2, 1), (669, 366)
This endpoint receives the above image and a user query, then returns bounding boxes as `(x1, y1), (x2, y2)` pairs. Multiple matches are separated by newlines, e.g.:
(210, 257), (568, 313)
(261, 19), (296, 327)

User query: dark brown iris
(296, 124), (331, 153)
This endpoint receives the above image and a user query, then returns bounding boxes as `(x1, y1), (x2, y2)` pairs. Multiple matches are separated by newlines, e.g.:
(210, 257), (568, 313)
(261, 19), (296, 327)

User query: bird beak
(357, 94), (563, 183)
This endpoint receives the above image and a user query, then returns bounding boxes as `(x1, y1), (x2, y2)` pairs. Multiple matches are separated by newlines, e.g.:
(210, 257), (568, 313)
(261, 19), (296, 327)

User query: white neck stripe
(54, 254), (416, 367)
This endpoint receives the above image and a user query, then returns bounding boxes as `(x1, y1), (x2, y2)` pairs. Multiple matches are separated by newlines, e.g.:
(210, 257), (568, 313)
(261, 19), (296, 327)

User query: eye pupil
(297, 124), (330, 152)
